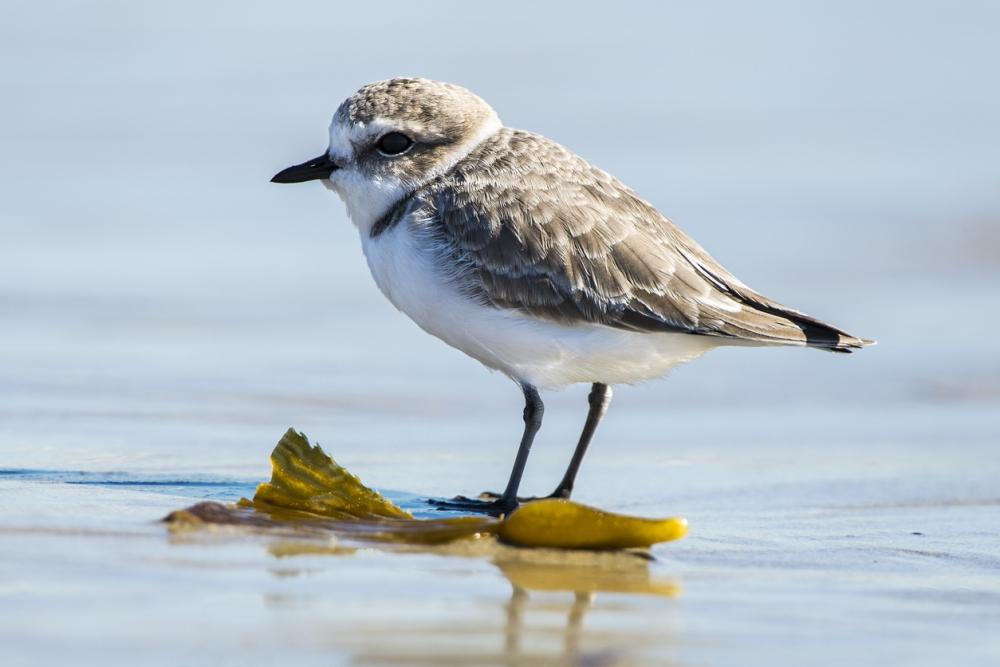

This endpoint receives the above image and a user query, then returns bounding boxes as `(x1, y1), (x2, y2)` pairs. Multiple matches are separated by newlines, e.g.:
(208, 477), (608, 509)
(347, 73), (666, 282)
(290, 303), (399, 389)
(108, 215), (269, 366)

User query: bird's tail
(739, 301), (876, 353)
(677, 240), (875, 352)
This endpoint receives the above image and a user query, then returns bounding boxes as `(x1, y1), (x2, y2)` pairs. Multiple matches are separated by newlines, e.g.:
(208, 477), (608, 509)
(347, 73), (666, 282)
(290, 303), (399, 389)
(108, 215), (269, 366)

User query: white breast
(360, 218), (720, 390)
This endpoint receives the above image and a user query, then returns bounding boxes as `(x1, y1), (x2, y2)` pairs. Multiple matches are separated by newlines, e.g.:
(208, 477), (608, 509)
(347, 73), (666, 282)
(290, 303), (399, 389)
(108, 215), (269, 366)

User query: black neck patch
(369, 196), (411, 238)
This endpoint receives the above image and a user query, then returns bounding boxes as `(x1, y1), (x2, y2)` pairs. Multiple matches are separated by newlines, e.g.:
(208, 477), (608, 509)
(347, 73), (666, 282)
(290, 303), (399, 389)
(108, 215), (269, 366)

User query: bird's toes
(427, 495), (515, 517)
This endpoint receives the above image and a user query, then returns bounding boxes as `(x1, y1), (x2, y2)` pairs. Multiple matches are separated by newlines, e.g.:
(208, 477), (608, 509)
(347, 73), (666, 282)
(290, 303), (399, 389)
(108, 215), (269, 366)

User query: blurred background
(1, 2), (998, 665)
(2, 0), (996, 481)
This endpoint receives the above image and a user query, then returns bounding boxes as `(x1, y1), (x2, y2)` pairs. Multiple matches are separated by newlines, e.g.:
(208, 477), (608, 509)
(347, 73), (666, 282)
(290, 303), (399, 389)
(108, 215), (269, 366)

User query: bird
(272, 77), (873, 515)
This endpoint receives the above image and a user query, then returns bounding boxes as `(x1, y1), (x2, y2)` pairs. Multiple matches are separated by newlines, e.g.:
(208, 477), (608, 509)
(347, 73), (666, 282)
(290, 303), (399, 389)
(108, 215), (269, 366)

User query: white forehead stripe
(328, 117), (431, 162)
(327, 119), (353, 161)
(327, 109), (501, 162)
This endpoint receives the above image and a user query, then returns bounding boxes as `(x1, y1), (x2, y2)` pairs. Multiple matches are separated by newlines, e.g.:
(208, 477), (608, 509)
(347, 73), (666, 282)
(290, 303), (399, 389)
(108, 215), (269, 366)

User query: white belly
(360, 220), (719, 390)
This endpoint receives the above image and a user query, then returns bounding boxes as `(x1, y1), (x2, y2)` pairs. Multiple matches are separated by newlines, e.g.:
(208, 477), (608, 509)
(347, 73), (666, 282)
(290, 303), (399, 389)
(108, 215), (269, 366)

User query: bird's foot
(428, 494), (517, 517)
(429, 488), (572, 516)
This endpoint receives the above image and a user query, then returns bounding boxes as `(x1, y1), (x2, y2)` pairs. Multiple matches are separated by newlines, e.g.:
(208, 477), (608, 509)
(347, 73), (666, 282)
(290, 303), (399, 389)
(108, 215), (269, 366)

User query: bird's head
(272, 78), (501, 233)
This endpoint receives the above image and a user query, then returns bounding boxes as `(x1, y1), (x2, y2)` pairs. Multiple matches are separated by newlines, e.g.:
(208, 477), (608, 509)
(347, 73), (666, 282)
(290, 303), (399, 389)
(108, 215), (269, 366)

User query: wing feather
(412, 129), (871, 351)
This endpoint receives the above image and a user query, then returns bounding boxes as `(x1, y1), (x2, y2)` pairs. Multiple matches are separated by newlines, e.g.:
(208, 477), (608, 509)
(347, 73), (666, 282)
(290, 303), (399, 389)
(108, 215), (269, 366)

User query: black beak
(270, 153), (339, 183)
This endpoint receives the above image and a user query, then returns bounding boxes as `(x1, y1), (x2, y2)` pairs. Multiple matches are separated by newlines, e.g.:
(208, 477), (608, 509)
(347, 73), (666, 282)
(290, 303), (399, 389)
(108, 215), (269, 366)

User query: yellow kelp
(250, 429), (411, 520)
(235, 429), (687, 551)
(499, 498), (687, 550)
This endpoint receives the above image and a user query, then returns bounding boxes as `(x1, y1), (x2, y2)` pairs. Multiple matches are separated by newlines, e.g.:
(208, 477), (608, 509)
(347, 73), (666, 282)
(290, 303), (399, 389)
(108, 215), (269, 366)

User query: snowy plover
(273, 78), (873, 514)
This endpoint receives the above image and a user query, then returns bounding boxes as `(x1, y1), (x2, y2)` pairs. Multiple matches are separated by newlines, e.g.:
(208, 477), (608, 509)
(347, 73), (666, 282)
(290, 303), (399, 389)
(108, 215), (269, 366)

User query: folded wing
(423, 129), (872, 352)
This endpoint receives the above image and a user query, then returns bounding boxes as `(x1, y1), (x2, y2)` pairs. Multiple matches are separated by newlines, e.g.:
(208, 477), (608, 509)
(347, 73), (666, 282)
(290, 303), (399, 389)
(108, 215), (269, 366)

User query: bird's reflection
(262, 539), (680, 666)
(495, 554), (679, 665)
(505, 586), (596, 661)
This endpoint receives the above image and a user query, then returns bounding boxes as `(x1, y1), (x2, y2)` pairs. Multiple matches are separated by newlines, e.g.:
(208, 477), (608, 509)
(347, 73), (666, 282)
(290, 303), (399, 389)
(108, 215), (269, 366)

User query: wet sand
(3, 395), (999, 666)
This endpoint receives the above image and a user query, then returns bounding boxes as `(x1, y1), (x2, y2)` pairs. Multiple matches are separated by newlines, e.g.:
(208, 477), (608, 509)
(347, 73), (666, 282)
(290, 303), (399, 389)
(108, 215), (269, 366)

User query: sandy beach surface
(2, 2), (999, 665)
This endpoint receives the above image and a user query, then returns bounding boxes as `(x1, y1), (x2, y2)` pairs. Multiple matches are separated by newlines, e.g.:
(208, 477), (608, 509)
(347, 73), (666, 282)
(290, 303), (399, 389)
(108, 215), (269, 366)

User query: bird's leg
(499, 384), (544, 507)
(548, 383), (612, 499)
(431, 383), (544, 516)
(466, 384), (612, 504)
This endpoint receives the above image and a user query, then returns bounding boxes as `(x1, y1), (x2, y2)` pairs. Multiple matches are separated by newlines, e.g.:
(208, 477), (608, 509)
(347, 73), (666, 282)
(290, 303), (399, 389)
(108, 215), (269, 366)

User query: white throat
(325, 113), (502, 236)
(323, 168), (411, 235)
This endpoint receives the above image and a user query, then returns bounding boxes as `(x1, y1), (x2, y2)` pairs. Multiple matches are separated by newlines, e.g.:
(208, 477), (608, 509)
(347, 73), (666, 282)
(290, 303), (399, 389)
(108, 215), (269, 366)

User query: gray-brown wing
(425, 129), (870, 351)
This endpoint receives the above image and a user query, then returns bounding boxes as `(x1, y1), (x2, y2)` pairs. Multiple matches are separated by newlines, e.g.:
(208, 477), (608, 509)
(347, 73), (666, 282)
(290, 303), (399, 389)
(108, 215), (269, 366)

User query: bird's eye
(376, 132), (413, 156)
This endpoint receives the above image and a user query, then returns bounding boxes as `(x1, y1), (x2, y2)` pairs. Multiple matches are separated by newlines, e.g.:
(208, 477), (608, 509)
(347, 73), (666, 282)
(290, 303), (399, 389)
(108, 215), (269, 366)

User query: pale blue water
(2, 1), (999, 666)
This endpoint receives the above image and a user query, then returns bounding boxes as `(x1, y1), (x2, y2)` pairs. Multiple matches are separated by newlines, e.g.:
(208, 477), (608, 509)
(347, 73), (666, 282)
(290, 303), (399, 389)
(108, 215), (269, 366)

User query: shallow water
(3, 1), (1000, 665)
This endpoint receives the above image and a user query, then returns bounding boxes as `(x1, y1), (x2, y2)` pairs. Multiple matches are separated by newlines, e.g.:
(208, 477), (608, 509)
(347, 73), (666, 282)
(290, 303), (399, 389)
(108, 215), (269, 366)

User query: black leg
(549, 383), (612, 499)
(430, 383), (544, 515)
(499, 383), (544, 508)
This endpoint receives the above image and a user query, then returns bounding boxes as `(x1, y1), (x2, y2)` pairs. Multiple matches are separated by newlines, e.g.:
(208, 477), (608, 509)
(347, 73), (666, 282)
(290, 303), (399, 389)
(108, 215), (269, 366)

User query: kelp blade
(243, 429), (686, 550)
(499, 498), (688, 550)
(252, 428), (411, 520)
